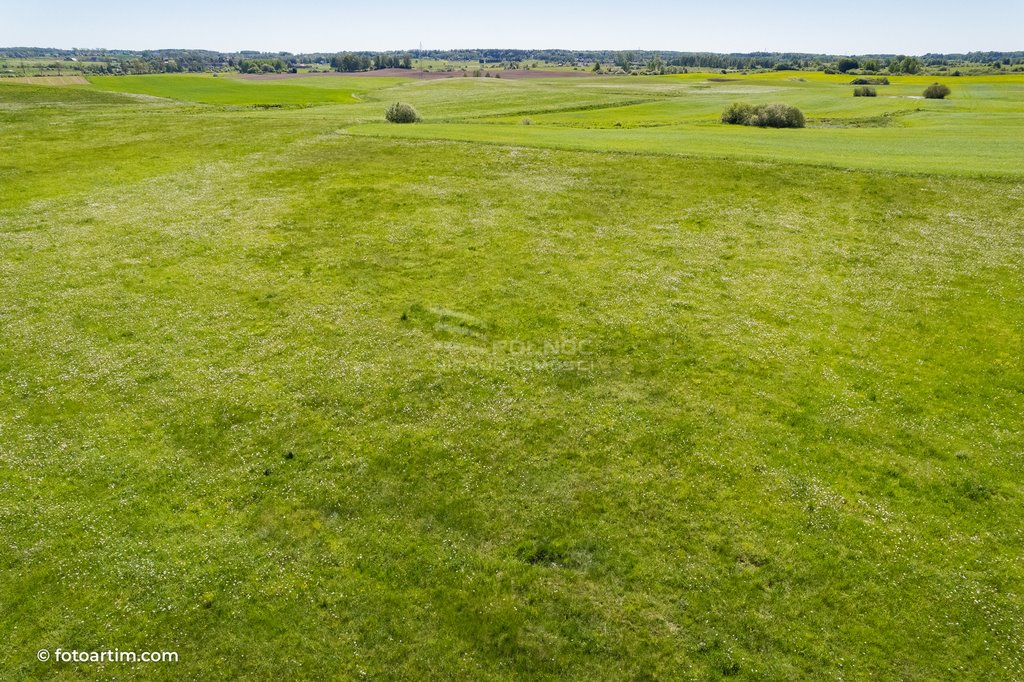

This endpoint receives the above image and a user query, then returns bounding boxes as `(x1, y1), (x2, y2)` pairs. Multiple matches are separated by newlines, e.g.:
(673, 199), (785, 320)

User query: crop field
(1, 71), (1023, 680)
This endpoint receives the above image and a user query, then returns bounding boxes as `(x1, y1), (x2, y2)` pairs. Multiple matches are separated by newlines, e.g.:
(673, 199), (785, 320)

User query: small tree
(837, 57), (860, 73)
(384, 102), (421, 123)
(891, 56), (923, 75)
(923, 83), (951, 99)
(903, 56), (923, 74)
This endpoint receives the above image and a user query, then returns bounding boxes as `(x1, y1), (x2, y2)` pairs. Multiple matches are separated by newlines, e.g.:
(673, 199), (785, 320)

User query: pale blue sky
(2, 0), (1020, 54)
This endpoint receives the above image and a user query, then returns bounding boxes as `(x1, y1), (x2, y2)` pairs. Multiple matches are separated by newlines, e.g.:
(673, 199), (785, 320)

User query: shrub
(923, 83), (951, 99)
(722, 102), (805, 128)
(384, 102), (421, 123)
(850, 77), (889, 85)
(721, 102), (756, 125)
(752, 103), (805, 128)
(854, 86), (877, 97)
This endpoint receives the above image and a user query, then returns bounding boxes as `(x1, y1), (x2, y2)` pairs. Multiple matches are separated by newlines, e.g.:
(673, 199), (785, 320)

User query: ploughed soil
(240, 68), (600, 81)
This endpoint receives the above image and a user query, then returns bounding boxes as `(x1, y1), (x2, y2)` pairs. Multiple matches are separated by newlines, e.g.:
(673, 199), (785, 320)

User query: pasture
(88, 73), (410, 105)
(1, 70), (1022, 680)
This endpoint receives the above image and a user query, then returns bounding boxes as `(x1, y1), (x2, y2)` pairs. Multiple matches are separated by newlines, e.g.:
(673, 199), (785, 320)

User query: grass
(87, 73), (410, 106)
(345, 72), (1024, 176)
(1, 71), (1023, 680)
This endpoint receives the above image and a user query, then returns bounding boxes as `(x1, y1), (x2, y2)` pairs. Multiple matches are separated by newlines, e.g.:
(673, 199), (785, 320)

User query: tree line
(2, 47), (1022, 77)
(331, 53), (413, 72)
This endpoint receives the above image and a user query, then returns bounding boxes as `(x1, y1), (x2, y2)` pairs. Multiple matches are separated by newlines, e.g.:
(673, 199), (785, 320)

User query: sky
(2, 0), (1021, 55)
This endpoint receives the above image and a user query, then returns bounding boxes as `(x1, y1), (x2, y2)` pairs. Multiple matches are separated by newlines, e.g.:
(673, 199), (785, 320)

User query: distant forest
(2, 47), (1023, 76)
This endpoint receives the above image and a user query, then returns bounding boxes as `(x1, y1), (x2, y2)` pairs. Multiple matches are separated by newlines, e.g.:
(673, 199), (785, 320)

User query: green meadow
(1, 70), (1022, 680)
(88, 73), (410, 105)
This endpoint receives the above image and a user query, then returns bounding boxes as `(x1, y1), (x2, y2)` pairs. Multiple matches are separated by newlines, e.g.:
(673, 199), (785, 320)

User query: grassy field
(348, 72), (1024, 176)
(1, 71), (1023, 680)
(87, 73), (411, 106)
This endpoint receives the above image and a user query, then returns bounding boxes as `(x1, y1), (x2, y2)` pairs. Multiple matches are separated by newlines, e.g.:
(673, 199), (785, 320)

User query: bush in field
(721, 103), (756, 125)
(854, 86), (877, 97)
(722, 102), (805, 128)
(384, 102), (421, 123)
(923, 83), (951, 99)
(850, 77), (889, 85)
(752, 103), (805, 128)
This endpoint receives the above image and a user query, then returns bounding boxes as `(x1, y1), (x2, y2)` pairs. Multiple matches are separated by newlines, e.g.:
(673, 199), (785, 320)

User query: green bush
(384, 102), (421, 123)
(722, 102), (805, 128)
(923, 83), (951, 99)
(753, 103), (805, 128)
(854, 86), (877, 97)
(721, 102), (756, 125)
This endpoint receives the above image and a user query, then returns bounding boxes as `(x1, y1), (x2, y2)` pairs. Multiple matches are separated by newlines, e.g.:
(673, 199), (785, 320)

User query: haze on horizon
(2, 0), (1021, 55)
